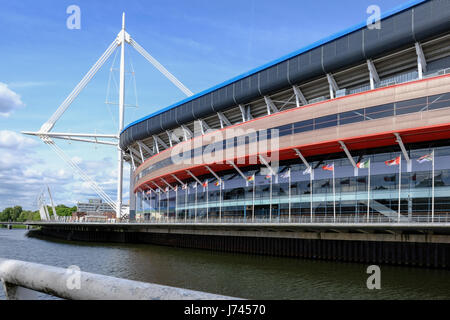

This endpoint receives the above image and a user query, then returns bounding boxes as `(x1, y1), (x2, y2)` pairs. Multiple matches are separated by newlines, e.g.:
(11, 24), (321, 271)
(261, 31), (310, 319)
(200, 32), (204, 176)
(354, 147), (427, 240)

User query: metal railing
(0, 258), (239, 300)
(130, 214), (450, 225)
(40, 213), (450, 225)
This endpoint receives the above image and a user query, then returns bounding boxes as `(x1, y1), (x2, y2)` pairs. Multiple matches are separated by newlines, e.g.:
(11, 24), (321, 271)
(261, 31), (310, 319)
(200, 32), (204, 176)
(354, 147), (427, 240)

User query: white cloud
(0, 131), (130, 210)
(0, 82), (25, 117)
(0, 130), (38, 150)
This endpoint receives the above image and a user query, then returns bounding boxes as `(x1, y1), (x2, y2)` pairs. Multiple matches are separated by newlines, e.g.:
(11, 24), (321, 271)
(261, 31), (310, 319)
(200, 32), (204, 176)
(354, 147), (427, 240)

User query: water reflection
(0, 229), (449, 299)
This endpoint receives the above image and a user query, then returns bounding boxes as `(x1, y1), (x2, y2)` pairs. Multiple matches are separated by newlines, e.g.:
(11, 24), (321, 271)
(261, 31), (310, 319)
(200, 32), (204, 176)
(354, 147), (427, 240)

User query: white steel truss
(186, 170), (203, 185)
(22, 13), (193, 218)
(326, 73), (339, 99)
(367, 59), (380, 90)
(217, 112), (232, 128)
(264, 96), (279, 115)
(226, 160), (249, 186)
(292, 85), (307, 107)
(393, 133), (412, 172)
(415, 42), (427, 79)
(338, 141), (358, 176)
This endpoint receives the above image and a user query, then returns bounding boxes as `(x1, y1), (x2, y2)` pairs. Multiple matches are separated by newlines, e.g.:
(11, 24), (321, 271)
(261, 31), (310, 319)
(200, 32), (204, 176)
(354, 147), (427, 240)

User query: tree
(0, 208), (12, 221)
(12, 206), (22, 221)
(54, 204), (76, 216)
(1, 204), (75, 222)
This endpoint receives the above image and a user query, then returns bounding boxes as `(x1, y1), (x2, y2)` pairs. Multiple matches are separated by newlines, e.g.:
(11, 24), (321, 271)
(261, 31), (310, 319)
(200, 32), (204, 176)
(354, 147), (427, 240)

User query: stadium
(120, 0), (450, 223)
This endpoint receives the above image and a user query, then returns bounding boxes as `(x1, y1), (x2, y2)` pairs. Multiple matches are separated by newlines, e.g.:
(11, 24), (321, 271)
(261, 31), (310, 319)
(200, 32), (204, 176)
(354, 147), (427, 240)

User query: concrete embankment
(28, 222), (450, 269)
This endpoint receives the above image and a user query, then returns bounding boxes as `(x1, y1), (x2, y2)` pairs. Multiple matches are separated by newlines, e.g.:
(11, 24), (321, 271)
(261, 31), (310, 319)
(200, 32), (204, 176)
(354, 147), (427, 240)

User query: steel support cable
(105, 48), (119, 129)
(46, 142), (116, 209)
(40, 39), (120, 133)
(41, 137), (117, 211)
(48, 146), (115, 207)
(129, 38), (194, 97)
(48, 143), (118, 211)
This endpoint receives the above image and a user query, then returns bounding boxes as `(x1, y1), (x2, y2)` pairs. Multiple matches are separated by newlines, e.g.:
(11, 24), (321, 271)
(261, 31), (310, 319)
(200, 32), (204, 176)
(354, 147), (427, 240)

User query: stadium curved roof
(120, 0), (450, 150)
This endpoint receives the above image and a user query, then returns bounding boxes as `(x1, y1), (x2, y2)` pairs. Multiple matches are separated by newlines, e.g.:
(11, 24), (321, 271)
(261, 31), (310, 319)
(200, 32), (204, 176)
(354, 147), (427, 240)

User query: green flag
(356, 159), (370, 169)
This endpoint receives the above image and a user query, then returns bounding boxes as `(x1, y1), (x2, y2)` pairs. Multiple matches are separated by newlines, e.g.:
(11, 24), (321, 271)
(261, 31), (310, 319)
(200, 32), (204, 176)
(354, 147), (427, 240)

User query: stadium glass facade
(135, 143), (450, 223)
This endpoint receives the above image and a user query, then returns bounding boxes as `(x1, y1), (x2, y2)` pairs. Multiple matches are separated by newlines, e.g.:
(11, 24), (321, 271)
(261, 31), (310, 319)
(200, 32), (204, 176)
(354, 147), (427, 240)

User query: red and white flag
(385, 156), (400, 166)
(322, 163), (334, 171)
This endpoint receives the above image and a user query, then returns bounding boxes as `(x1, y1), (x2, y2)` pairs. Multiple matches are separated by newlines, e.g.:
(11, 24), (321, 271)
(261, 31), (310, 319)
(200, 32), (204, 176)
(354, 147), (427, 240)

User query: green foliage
(53, 204), (77, 216)
(17, 210), (40, 222)
(0, 206), (22, 221)
(0, 204), (76, 222)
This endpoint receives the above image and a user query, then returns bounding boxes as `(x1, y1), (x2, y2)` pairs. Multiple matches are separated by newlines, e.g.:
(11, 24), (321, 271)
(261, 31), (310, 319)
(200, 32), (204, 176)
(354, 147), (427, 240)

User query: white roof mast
(23, 13), (193, 219)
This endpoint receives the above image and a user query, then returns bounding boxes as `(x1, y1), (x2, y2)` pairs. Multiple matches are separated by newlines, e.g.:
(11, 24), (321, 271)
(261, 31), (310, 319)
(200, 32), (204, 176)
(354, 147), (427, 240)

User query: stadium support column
(367, 59), (380, 90)
(117, 13), (126, 219)
(415, 42), (427, 80)
(394, 133), (411, 172)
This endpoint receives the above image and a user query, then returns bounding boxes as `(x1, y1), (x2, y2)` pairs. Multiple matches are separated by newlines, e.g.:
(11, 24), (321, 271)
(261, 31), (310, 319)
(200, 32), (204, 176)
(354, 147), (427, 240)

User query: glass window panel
(428, 93), (450, 111)
(395, 97), (427, 115)
(293, 119), (314, 134)
(365, 103), (394, 119)
(314, 114), (338, 130)
(339, 109), (365, 125)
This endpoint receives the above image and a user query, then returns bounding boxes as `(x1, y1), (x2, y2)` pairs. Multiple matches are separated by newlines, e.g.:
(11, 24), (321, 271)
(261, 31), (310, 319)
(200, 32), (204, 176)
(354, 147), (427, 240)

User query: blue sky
(0, 0), (409, 210)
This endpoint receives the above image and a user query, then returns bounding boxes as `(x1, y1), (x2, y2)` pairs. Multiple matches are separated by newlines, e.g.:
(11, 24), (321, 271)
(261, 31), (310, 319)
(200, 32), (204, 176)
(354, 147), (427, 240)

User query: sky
(0, 0), (410, 210)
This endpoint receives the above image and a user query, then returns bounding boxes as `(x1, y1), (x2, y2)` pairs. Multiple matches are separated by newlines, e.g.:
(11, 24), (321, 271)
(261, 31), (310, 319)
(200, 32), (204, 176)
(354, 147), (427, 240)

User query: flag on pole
(322, 163), (334, 171)
(264, 174), (272, 180)
(146, 190), (152, 195)
(356, 159), (370, 169)
(165, 186), (169, 193)
(192, 182), (197, 189)
(247, 175), (255, 182)
(417, 153), (433, 163)
(303, 166), (312, 175)
(214, 180), (221, 187)
(182, 184), (187, 190)
(385, 156), (400, 166)
(202, 180), (208, 188)
(173, 185), (178, 191)
(280, 170), (290, 179)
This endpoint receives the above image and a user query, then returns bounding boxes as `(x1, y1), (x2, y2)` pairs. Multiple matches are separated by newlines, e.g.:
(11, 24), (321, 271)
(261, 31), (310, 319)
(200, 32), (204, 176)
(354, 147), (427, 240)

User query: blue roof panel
(122, 0), (427, 133)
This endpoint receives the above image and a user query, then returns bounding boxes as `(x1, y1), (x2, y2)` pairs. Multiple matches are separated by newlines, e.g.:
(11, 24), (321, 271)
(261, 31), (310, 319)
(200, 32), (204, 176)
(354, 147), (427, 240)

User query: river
(0, 228), (449, 300)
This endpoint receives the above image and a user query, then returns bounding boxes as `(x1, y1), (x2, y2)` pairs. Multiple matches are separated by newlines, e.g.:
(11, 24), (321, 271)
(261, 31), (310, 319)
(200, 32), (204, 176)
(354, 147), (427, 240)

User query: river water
(0, 228), (449, 300)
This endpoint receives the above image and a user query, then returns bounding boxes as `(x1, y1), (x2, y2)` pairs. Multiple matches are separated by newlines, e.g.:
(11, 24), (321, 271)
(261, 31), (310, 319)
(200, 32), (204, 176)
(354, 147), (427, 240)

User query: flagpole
(367, 160), (371, 222)
(269, 175), (273, 222)
(219, 180), (222, 222)
(185, 185), (188, 222)
(398, 155), (402, 223)
(432, 149), (435, 223)
(206, 183), (209, 222)
(195, 183), (197, 222)
(158, 192), (161, 220)
(332, 162), (336, 223)
(252, 178), (255, 222)
(288, 168), (291, 222)
(175, 187), (178, 223)
(310, 168), (313, 223)
(167, 189), (169, 222)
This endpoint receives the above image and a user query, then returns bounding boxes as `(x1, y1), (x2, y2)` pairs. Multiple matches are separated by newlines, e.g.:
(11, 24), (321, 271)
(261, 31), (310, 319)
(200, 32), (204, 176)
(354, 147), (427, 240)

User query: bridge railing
(0, 258), (239, 300)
